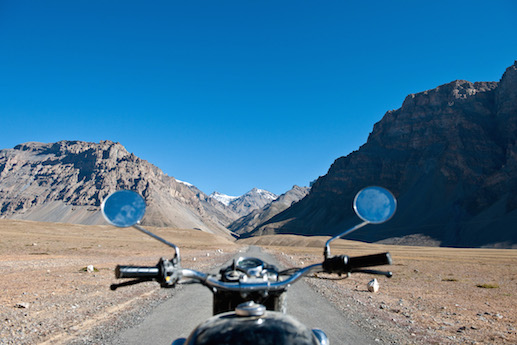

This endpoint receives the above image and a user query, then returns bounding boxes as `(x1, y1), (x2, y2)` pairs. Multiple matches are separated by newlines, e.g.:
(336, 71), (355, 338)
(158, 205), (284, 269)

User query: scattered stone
(367, 278), (379, 293)
(15, 303), (29, 309)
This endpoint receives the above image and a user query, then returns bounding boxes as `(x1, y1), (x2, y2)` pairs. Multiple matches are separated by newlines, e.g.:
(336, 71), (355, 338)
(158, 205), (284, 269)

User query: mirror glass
(353, 186), (396, 224)
(101, 190), (146, 227)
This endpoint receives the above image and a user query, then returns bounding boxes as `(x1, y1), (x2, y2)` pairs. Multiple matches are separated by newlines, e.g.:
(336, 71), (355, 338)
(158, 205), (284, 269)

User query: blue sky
(1, 1), (516, 196)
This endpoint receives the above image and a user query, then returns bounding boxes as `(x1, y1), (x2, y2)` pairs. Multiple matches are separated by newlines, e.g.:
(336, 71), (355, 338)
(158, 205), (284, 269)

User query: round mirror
(353, 186), (397, 224)
(101, 190), (146, 227)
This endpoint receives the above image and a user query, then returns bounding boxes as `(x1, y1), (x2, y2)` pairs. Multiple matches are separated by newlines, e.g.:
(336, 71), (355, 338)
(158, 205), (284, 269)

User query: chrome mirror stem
(324, 221), (368, 258)
(133, 223), (181, 262)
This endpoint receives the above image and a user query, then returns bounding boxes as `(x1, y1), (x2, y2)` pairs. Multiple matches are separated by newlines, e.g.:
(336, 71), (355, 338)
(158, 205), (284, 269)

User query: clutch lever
(110, 278), (153, 291)
(351, 269), (393, 278)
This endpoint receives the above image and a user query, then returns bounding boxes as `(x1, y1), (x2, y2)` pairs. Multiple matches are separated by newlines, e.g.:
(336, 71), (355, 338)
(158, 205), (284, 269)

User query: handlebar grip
(323, 252), (392, 274)
(115, 265), (160, 279)
(348, 252), (392, 269)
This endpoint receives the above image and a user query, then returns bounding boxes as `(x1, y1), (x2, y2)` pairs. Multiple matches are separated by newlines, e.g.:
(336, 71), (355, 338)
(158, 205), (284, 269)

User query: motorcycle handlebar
(322, 252), (392, 274)
(115, 265), (160, 279)
(349, 252), (392, 269)
(113, 252), (392, 291)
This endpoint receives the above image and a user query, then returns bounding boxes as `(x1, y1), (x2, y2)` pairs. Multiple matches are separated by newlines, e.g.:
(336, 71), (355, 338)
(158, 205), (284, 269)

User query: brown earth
(0, 219), (239, 345)
(242, 235), (517, 344)
(1, 220), (516, 344)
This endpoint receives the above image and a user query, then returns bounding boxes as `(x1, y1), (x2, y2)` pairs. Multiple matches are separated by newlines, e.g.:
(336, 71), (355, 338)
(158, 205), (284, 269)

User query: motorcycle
(101, 186), (397, 345)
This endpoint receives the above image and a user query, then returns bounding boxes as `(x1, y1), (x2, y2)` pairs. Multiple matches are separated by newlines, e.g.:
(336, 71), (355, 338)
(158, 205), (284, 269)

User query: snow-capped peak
(248, 188), (278, 201)
(209, 191), (238, 206)
(175, 179), (194, 187)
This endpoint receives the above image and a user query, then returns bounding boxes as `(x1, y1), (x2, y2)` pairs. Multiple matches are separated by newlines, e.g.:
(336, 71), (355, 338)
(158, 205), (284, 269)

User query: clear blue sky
(1, 1), (516, 196)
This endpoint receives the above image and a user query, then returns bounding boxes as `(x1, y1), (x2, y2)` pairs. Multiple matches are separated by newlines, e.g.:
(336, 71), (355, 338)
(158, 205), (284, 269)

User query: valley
(1, 220), (515, 344)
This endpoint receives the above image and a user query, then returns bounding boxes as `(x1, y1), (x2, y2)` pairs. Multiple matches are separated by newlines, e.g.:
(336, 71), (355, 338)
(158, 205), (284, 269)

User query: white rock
(367, 278), (380, 293)
(15, 302), (29, 309)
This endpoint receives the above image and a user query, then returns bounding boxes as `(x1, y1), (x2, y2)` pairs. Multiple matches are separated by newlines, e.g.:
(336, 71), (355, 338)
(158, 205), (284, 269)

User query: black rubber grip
(115, 265), (160, 279)
(322, 255), (349, 274)
(323, 252), (392, 274)
(348, 252), (392, 269)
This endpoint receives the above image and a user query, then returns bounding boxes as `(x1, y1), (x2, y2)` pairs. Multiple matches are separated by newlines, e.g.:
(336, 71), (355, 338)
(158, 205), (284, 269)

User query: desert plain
(1, 219), (516, 344)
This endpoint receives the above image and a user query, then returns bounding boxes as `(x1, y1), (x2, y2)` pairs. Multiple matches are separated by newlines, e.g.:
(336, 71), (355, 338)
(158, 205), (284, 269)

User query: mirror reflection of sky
(103, 191), (146, 227)
(355, 187), (396, 223)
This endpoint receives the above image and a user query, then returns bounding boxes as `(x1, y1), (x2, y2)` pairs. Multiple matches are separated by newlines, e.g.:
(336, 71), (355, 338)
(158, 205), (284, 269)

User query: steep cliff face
(0, 141), (231, 237)
(258, 62), (517, 248)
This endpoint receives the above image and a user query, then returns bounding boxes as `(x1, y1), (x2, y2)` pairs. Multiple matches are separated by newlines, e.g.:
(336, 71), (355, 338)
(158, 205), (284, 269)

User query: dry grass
(241, 235), (517, 344)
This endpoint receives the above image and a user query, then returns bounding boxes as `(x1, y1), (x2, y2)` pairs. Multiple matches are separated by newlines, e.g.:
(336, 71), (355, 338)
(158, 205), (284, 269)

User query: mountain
(209, 192), (239, 206)
(249, 61), (517, 248)
(0, 140), (232, 237)
(228, 185), (310, 236)
(209, 188), (278, 218)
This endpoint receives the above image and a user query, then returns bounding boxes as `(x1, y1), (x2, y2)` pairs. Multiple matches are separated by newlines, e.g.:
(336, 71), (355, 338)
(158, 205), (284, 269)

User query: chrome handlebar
(112, 252), (392, 291)
(179, 263), (324, 292)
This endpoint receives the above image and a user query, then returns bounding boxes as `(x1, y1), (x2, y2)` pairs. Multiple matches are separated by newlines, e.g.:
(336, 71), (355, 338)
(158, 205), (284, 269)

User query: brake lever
(110, 278), (153, 291)
(351, 269), (393, 278)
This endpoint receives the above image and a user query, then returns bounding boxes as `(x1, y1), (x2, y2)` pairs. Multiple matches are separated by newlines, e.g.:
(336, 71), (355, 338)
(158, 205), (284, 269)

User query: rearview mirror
(324, 186), (397, 258)
(353, 186), (397, 224)
(101, 190), (146, 227)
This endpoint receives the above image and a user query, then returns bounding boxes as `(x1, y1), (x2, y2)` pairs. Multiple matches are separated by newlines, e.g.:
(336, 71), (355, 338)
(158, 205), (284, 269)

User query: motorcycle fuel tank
(183, 310), (322, 345)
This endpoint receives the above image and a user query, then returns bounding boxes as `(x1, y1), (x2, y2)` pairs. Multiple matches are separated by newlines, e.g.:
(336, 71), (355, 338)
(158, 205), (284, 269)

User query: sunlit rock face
(257, 62), (517, 248)
(0, 140), (232, 237)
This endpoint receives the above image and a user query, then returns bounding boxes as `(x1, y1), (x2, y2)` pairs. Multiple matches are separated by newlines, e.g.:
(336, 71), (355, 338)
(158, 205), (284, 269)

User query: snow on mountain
(209, 188), (278, 217)
(229, 185), (310, 236)
(209, 191), (239, 206)
(175, 179), (194, 187)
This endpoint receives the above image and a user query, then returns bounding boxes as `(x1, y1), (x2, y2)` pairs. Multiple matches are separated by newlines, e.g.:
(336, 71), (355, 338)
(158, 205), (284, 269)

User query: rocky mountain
(248, 61), (517, 248)
(209, 188), (278, 218)
(228, 185), (310, 236)
(0, 140), (232, 237)
(209, 191), (238, 206)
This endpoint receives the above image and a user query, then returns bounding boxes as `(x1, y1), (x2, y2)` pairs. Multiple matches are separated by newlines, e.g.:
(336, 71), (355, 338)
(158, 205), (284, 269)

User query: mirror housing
(324, 186), (396, 258)
(101, 190), (146, 227)
(101, 190), (181, 261)
(353, 186), (397, 224)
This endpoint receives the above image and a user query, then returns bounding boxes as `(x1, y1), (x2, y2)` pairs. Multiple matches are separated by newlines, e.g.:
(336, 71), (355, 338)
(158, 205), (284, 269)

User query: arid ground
(1, 219), (516, 344)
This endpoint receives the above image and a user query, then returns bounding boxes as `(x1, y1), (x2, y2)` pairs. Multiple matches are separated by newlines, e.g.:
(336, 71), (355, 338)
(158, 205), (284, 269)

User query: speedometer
(235, 257), (265, 277)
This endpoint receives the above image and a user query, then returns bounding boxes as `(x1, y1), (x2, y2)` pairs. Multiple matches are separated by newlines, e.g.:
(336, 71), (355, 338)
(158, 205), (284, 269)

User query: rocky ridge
(228, 185), (309, 236)
(0, 141), (232, 237)
(250, 61), (517, 248)
(209, 188), (278, 218)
